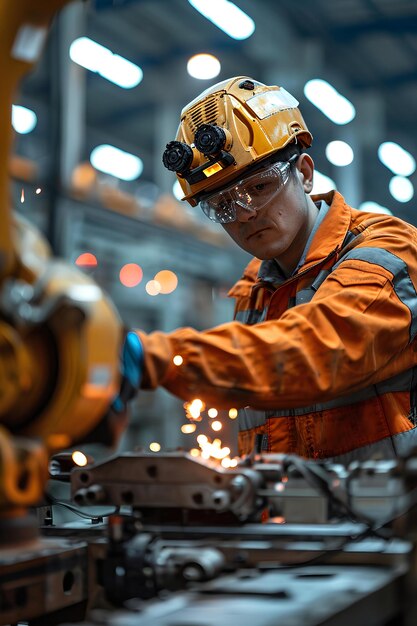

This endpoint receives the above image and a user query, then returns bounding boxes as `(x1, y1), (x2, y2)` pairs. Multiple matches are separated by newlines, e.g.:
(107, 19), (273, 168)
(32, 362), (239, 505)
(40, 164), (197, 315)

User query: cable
(283, 455), (377, 525)
(280, 455), (397, 541)
(262, 523), (384, 571)
(44, 492), (119, 520)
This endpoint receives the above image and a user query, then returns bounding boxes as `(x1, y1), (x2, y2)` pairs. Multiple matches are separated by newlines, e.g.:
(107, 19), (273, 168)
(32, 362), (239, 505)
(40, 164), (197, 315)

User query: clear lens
(200, 161), (291, 223)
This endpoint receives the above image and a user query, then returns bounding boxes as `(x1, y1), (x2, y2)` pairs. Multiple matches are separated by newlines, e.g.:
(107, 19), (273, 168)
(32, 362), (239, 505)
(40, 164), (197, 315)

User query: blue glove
(112, 331), (144, 413)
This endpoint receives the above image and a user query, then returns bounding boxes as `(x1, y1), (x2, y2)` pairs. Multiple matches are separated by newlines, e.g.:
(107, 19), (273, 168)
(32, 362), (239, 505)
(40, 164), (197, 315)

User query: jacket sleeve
(137, 257), (417, 410)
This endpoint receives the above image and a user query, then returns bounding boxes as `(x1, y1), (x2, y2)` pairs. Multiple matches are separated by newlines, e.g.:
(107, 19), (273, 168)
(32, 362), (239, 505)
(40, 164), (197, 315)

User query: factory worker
(113, 77), (417, 464)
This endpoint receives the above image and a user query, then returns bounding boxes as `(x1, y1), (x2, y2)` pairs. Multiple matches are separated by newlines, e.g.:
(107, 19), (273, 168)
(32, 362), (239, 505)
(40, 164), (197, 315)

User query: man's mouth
(246, 227), (269, 241)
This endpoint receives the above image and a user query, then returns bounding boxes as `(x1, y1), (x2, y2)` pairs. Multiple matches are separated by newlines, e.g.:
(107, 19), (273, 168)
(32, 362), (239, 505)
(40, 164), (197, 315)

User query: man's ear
(296, 153), (314, 193)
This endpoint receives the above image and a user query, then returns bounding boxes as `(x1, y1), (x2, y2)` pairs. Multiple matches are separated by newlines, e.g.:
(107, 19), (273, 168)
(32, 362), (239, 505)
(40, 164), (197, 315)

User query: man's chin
(251, 247), (281, 261)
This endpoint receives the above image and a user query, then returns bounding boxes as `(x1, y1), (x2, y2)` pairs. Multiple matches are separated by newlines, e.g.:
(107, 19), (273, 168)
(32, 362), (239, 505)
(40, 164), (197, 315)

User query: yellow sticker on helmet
(203, 162), (223, 177)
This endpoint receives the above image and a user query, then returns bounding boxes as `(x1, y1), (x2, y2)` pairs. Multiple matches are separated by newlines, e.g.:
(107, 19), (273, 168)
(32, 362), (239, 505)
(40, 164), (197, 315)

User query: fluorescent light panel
(304, 79), (355, 125)
(187, 53), (221, 80)
(188, 0), (255, 40)
(359, 201), (392, 215)
(90, 144), (143, 181)
(12, 104), (37, 134)
(70, 37), (143, 89)
(389, 176), (414, 203)
(325, 140), (354, 167)
(312, 170), (336, 195)
(378, 141), (416, 177)
(172, 180), (184, 201)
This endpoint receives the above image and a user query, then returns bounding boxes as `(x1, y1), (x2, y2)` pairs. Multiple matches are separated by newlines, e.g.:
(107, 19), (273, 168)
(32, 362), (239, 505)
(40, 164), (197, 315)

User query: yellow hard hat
(163, 76), (312, 207)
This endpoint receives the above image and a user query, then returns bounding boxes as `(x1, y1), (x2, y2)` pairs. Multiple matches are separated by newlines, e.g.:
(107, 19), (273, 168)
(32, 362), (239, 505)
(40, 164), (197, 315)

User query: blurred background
(11, 0), (417, 458)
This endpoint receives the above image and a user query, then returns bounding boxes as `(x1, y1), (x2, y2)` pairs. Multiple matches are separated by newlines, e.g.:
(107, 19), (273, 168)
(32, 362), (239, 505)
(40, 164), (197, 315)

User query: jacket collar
(258, 190), (352, 284)
(302, 190), (351, 268)
(228, 190), (352, 297)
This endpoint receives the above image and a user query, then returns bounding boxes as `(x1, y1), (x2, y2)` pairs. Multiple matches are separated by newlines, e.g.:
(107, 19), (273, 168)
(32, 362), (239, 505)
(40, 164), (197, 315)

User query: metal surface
(71, 451), (262, 522)
(0, 535), (88, 626)
(67, 564), (408, 626)
(4, 450), (417, 624)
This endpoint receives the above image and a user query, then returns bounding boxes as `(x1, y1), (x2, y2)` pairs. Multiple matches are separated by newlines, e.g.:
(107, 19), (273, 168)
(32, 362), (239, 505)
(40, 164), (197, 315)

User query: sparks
(184, 398), (205, 421)
(181, 423), (196, 434)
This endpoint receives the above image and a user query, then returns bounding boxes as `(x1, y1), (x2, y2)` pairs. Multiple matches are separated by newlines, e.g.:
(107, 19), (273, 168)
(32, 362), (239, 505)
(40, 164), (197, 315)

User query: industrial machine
(0, 0), (124, 510)
(23, 449), (417, 625)
(0, 2), (123, 622)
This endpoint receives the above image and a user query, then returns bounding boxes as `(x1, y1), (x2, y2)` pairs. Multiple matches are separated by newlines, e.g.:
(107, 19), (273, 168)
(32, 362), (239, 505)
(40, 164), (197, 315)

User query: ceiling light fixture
(172, 180), (184, 200)
(12, 104), (37, 134)
(389, 176), (414, 203)
(70, 37), (143, 89)
(378, 141), (416, 177)
(188, 0), (255, 40)
(359, 201), (392, 215)
(90, 144), (143, 181)
(304, 79), (355, 125)
(325, 140), (354, 166)
(311, 170), (336, 195)
(187, 53), (221, 79)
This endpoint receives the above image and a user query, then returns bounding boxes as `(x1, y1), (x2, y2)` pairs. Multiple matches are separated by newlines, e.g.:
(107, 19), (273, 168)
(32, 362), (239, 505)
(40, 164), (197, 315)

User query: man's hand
(111, 331), (144, 414)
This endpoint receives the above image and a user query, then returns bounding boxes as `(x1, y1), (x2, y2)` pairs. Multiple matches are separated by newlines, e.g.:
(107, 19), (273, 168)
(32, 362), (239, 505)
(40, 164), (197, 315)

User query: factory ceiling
(16, 0), (417, 229)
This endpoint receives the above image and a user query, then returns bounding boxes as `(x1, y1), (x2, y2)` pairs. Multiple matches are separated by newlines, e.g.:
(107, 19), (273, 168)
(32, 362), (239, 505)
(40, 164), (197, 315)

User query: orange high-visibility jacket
(138, 191), (417, 462)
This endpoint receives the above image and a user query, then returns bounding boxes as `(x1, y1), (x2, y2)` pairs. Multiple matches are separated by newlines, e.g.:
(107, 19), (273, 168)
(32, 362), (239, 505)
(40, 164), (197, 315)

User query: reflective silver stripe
(333, 247), (417, 341)
(235, 308), (267, 324)
(238, 368), (417, 429)
(295, 269), (331, 305)
(340, 229), (358, 249)
(260, 369), (415, 418)
(238, 407), (267, 430)
(329, 427), (417, 464)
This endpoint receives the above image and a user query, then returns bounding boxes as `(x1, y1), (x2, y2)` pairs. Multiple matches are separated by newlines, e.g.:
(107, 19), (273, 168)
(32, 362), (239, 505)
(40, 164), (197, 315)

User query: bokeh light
(75, 252), (98, 267)
(154, 270), (178, 294)
(184, 398), (205, 420)
(181, 423), (197, 434)
(72, 450), (88, 466)
(119, 263), (143, 287)
(187, 53), (221, 80)
(146, 280), (161, 296)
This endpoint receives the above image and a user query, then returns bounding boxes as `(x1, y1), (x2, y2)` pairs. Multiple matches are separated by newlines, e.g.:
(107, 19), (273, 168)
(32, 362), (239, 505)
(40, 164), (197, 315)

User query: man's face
(220, 154), (317, 274)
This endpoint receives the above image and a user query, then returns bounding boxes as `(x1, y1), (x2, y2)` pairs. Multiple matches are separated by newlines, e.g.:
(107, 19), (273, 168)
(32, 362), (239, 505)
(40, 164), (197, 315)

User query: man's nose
(234, 202), (257, 223)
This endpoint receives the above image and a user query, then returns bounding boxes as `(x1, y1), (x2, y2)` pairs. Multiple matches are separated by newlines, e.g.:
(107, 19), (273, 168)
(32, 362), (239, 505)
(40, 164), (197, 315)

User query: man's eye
(254, 183), (266, 191)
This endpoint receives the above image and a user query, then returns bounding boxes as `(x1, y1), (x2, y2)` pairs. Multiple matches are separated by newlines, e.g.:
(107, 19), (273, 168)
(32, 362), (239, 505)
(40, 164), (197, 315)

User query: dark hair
(271, 141), (304, 167)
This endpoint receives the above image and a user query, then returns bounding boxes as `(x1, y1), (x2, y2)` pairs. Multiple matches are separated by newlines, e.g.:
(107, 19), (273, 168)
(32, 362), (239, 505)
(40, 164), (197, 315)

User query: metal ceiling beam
(332, 14), (417, 41)
(351, 69), (417, 90)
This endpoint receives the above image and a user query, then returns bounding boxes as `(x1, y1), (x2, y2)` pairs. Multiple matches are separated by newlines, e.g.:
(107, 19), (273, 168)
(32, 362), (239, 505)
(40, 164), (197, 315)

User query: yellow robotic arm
(0, 0), (124, 514)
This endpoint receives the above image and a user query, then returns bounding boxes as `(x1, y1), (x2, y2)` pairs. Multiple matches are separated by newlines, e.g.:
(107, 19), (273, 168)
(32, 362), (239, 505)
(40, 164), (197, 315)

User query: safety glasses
(200, 158), (295, 224)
